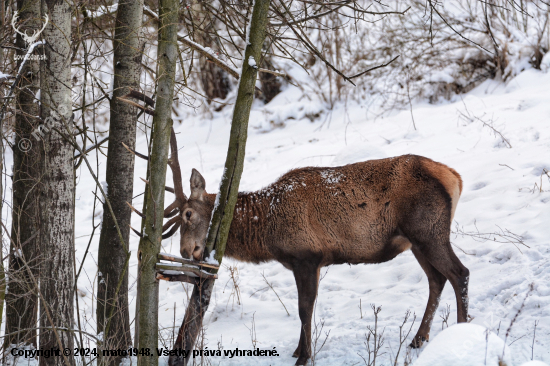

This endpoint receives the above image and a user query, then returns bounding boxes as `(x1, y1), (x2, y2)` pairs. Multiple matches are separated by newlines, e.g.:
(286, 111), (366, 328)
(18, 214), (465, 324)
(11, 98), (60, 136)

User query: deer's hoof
(410, 335), (428, 348)
(295, 356), (310, 365)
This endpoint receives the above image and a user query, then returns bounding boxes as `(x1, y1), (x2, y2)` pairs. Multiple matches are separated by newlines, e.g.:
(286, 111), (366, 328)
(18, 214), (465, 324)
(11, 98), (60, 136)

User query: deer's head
(161, 131), (211, 261)
(178, 170), (212, 260)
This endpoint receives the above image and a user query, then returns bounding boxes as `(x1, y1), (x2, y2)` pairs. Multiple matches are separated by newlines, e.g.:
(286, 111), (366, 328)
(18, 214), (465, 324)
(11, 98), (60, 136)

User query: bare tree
(4, 0), (41, 349)
(169, 1), (271, 365)
(136, 0), (179, 365)
(96, 0), (143, 364)
(39, 0), (75, 365)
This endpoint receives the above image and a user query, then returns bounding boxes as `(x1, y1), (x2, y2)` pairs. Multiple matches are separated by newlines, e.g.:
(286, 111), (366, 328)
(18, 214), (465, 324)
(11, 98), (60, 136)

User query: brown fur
(175, 154), (469, 365)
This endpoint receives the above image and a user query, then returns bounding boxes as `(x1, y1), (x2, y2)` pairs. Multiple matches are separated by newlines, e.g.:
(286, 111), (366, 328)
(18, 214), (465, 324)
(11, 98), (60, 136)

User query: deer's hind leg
(292, 262), (320, 366)
(410, 247), (447, 348)
(408, 234), (469, 346)
(404, 195), (469, 348)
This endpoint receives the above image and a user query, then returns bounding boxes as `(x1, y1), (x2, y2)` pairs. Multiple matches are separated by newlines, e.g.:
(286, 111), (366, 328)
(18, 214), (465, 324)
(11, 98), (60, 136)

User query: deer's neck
(207, 191), (274, 263)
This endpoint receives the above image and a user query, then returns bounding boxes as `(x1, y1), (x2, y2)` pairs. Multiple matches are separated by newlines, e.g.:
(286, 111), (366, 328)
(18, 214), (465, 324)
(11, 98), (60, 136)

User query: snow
(153, 68), (549, 365)
(206, 250), (219, 265)
(87, 3), (118, 18)
(4, 26), (550, 366)
(101, 181), (108, 196)
(49, 66), (550, 365)
(248, 56), (257, 69)
(413, 323), (512, 366)
(0, 71), (12, 81)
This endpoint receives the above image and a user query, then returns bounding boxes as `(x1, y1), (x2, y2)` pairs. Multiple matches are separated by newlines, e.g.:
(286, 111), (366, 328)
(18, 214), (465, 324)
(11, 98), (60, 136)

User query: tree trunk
(136, 0), (179, 365)
(0, 0), (5, 343)
(192, 3), (231, 101)
(169, 2), (271, 365)
(39, 1), (75, 365)
(96, 1), (143, 364)
(4, 0), (42, 349)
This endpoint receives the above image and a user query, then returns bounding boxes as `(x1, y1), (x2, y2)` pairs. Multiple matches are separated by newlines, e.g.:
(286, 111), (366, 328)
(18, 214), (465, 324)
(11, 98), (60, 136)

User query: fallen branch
(158, 252), (220, 270)
(156, 270), (200, 285)
(155, 263), (218, 280)
(452, 221), (529, 253)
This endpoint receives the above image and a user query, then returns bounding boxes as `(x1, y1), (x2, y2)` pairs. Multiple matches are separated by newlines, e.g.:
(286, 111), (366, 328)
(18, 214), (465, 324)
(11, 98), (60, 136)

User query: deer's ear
(190, 169), (206, 201)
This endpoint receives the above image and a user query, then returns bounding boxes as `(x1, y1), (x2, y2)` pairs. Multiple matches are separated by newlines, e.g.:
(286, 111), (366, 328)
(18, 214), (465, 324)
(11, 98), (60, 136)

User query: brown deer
(157, 130), (468, 365)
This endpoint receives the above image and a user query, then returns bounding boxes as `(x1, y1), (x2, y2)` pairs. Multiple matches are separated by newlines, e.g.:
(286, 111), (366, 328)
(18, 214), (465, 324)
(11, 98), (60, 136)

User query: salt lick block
(413, 323), (512, 366)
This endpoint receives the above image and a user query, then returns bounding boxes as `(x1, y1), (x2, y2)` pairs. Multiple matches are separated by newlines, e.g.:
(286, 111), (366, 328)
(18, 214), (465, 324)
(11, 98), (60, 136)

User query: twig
(502, 283), (534, 359)
(73, 137), (109, 159)
(531, 320), (539, 360)
(452, 221), (529, 253)
(349, 55), (400, 80)
(394, 310), (416, 366)
(261, 271), (290, 316)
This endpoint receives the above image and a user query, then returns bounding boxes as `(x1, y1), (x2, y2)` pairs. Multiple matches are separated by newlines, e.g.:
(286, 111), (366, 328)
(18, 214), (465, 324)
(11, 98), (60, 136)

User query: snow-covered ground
(5, 65), (550, 366)
(87, 68), (549, 365)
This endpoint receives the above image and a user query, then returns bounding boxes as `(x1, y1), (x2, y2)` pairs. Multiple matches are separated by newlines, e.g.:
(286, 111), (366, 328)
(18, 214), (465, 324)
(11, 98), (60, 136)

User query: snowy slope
(87, 68), (549, 365)
(5, 66), (549, 366)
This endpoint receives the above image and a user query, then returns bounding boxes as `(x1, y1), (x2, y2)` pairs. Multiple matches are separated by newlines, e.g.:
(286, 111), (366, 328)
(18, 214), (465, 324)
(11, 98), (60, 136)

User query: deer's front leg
(292, 263), (320, 366)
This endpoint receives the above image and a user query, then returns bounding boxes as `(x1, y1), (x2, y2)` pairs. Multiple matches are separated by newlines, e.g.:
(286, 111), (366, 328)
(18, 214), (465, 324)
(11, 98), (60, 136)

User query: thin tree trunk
(97, 1), (143, 364)
(4, 0), (42, 349)
(136, 0), (179, 365)
(0, 0), (5, 342)
(169, 2), (271, 365)
(39, 1), (75, 365)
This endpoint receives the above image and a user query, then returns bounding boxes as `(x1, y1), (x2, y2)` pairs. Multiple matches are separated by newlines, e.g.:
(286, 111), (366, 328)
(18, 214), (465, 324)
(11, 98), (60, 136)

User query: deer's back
(261, 154), (461, 267)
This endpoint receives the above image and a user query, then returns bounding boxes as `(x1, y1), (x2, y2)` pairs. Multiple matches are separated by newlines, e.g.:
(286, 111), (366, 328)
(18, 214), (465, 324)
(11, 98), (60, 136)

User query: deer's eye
(185, 211), (192, 219)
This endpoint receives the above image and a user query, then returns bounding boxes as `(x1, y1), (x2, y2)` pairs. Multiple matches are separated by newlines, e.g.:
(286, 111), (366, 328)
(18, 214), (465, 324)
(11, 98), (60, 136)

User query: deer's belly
(324, 234), (412, 265)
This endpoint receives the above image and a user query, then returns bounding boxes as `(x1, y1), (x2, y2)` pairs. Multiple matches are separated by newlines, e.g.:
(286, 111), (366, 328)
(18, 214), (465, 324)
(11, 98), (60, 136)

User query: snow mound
(332, 144), (387, 166)
(520, 362), (550, 366)
(413, 323), (512, 366)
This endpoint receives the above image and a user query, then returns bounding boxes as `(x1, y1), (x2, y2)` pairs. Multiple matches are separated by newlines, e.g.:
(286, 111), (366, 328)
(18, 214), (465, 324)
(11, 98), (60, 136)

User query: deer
(124, 121), (467, 365)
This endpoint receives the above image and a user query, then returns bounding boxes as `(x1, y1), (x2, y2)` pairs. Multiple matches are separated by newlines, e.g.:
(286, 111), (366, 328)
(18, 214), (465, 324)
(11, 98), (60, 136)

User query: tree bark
(39, 1), (75, 365)
(136, 0), (179, 365)
(0, 0), (5, 344)
(4, 0), (42, 349)
(169, 1), (271, 365)
(96, 1), (143, 364)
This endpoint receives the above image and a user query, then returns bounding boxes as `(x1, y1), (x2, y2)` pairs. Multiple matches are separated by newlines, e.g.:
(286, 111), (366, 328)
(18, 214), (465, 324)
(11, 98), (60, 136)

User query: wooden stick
(129, 225), (142, 237)
(126, 201), (145, 218)
(140, 177), (175, 193)
(122, 141), (149, 160)
(155, 263), (218, 279)
(158, 253), (219, 270)
(156, 271), (199, 285)
(125, 89), (155, 108)
(117, 96), (155, 115)
(74, 137), (109, 159)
